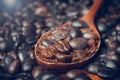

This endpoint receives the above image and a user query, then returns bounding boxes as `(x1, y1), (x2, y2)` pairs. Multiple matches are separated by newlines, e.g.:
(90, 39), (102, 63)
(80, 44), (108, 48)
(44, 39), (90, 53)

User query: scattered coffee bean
(22, 59), (34, 72)
(4, 56), (15, 67)
(86, 63), (99, 74)
(66, 69), (83, 79)
(97, 66), (116, 78)
(32, 66), (45, 79)
(18, 50), (29, 62)
(8, 59), (20, 74)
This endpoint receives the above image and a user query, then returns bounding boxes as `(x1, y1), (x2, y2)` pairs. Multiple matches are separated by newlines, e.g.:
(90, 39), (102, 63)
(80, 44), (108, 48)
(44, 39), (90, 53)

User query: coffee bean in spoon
(54, 40), (71, 53)
(42, 39), (54, 47)
(83, 31), (97, 40)
(55, 53), (72, 63)
(41, 49), (55, 59)
(69, 29), (82, 38)
(69, 37), (88, 50)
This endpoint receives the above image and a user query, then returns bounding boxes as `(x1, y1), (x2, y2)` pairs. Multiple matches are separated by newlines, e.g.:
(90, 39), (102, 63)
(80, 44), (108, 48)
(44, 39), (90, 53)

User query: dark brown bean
(55, 53), (72, 63)
(69, 37), (88, 50)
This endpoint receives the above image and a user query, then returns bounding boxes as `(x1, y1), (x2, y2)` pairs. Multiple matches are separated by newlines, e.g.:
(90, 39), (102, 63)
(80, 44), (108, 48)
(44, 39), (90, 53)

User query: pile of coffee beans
(0, 0), (120, 80)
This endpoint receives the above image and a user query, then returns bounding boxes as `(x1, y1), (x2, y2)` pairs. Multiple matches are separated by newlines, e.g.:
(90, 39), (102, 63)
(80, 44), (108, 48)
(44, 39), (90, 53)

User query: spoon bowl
(34, 0), (102, 72)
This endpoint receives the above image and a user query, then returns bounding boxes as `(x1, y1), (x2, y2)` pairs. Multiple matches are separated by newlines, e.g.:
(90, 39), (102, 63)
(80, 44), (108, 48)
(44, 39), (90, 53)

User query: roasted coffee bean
(69, 37), (88, 50)
(37, 72), (59, 80)
(26, 36), (38, 45)
(97, 66), (116, 78)
(83, 32), (97, 39)
(41, 49), (55, 59)
(55, 53), (72, 63)
(71, 20), (88, 28)
(51, 27), (70, 40)
(66, 69), (83, 79)
(0, 52), (6, 60)
(11, 31), (25, 42)
(4, 56), (15, 67)
(22, 59), (34, 72)
(13, 73), (32, 80)
(22, 27), (35, 38)
(45, 18), (55, 28)
(18, 50), (29, 62)
(8, 59), (20, 74)
(34, 5), (47, 16)
(70, 29), (82, 38)
(116, 46), (120, 54)
(7, 51), (17, 59)
(28, 50), (35, 60)
(98, 58), (119, 70)
(42, 39), (54, 47)
(32, 66), (45, 79)
(0, 40), (8, 51)
(55, 40), (71, 53)
(86, 63), (99, 74)
(80, 28), (92, 34)
(97, 22), (108, 33)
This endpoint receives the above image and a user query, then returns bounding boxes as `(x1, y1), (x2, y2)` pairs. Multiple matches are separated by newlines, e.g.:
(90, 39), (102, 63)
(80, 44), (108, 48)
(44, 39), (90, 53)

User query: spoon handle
(80, 0), (103, 22)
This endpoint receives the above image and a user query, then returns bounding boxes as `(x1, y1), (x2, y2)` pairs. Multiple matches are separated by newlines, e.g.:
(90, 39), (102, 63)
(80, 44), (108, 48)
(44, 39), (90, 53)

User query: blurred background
(0, 0), (120, 80)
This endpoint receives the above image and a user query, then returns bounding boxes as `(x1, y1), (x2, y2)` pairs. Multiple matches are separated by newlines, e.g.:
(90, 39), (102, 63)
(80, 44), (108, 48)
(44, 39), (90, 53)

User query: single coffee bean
(4, 56), (15, 66)
(83, 32), (97, 39)
(0, 40), (8, 51)
(71, 20), (88, 28)
(98, 58), (119, 70)
(51, 26), (70, 40)
(55, 53), (72, 63)
(32, 66), (45, 79)
(11, 31), (25, 42)
(97, 22), (108, 33)
(55, 40), (71, 53)
(28, 50), (35, 60)
(97, 66), (116, 78)
(69, 29), (82, 38)
(116, 46), (120, 54)
(18, 50), (29, 62)
(69, 37), (88, 50)
(8, 59), (20, 74)
(22, 59), (34, 72)
(0, 52), (6, 60)
(42, 39), (54, 47)
(26, 36), (38, 45)
(66, 69), (82, 79)
(86, 63), (99, 74)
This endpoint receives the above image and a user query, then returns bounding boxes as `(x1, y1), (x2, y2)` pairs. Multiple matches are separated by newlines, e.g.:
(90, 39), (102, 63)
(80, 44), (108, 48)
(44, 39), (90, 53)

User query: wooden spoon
(34, 0), (102, 71)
